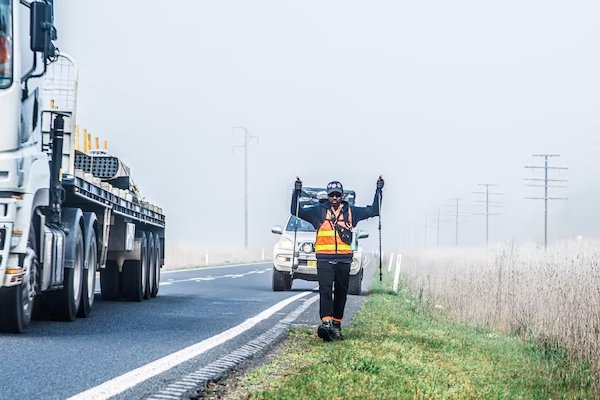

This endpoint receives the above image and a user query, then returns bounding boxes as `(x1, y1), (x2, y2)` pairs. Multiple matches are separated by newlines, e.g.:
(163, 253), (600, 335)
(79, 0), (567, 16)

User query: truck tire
(348, 269), (363, 296)
(0, 226), (39, 333)
(272, 266), (287, 291)
(78, 228), (97, 317)
(123, 232), (147, 302)
(151, 235), (160, 298)
(144, 233), (154, 300)
(48, 224), (84, 321)
(100, 261), (120, 300)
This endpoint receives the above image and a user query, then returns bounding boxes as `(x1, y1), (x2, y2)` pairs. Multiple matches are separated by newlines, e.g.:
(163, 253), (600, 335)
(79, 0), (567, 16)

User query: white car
(271, 215), (369, 295)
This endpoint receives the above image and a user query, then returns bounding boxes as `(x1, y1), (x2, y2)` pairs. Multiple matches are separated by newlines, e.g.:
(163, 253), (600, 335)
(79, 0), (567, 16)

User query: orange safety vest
(315, 206), (353, 254)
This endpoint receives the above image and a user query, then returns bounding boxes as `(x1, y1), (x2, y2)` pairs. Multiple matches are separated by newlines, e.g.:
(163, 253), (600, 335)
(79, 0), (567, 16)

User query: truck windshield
(0, 0), (12, 89)
(286, 216), (316, 232)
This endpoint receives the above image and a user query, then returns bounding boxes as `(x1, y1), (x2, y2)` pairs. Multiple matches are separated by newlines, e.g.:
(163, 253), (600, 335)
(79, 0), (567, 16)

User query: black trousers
(317, 260), (351, 321)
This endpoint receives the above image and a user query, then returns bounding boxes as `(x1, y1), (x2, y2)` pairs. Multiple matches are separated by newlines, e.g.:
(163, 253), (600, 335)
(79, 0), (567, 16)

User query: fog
(51, 1), (600, 253)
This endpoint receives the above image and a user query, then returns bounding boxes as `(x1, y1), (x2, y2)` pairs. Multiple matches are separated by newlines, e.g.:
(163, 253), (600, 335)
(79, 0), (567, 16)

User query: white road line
(64, 291), (313, 400)
(158, 270), (267, 285)
(95, 268), (270, 291)
(162, 262), (271, 274)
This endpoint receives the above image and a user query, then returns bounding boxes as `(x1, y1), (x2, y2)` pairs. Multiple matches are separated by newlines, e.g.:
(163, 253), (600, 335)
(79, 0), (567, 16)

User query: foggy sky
(51, 1), (600, 251)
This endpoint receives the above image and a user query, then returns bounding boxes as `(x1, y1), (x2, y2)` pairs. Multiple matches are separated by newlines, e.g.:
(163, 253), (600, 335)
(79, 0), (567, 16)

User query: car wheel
(284, 274), (292, 290)
(272, 266), (287, 291)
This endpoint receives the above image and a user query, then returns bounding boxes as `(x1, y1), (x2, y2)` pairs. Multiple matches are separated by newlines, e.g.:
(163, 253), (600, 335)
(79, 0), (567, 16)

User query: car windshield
(0, 0), (12, 89)
(285, 216), (315, 232)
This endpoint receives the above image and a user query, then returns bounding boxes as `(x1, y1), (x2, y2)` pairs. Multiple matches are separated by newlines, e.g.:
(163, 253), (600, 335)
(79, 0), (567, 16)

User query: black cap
(326, 181), (343, 195)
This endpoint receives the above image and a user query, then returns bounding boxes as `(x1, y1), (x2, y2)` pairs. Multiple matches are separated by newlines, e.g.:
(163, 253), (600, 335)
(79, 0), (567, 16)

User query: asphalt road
(0, 259), (374, 400)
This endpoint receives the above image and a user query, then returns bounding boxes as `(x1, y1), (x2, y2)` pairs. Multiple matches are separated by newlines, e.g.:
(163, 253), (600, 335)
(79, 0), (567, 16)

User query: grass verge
(203, 277), (593, 400)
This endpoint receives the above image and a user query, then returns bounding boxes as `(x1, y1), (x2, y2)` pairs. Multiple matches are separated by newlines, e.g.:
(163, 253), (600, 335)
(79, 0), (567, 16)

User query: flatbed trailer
(0, 1), (166, 333)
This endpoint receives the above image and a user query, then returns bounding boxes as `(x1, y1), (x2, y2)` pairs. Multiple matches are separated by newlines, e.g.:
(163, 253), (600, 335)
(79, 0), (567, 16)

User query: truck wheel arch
(82, 212), (99, 271)
(61, 208), (85, 270)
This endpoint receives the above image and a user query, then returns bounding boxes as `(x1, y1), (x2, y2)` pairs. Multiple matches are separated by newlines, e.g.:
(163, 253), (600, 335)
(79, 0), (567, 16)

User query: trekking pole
(378, 176), (383, 282)
(291, 177), (301, 275)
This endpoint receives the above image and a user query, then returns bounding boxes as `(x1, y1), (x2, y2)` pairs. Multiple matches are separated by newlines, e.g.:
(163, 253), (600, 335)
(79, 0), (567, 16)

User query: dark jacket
(290, 189), (382, 263)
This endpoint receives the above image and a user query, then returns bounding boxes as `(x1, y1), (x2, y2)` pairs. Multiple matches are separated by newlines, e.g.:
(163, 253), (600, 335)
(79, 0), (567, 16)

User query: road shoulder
(193, 292), (370, 400)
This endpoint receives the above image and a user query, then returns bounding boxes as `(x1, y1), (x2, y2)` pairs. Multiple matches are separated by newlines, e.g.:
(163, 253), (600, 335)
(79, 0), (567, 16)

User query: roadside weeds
(197, 274), (593, 400)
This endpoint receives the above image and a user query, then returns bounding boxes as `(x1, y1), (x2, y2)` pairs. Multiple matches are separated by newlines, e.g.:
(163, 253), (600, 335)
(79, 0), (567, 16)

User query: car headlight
(277, 237), (293, 250)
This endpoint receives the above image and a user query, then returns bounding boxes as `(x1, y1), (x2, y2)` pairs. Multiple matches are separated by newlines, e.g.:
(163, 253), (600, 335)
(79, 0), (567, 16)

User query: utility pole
(472, 184), (503, 247)
(232, 127), (259, 249)
(446, 198), (469, 245)
(525, 155), (568, 250)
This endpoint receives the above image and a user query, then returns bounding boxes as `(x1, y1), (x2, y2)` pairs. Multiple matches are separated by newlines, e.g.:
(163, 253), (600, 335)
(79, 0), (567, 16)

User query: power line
(525, 154), (568, 250)
(232, 127), (259, 249)
(76, 65), (185, 145)
(472, 183), (503, 247)
(446, 198), (469, 245)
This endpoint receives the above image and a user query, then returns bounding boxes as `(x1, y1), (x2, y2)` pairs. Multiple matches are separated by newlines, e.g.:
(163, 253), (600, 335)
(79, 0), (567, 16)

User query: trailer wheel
(123, 232), (147, 302)
(272, 267), (287, 291)
(48, 224), (84, 321)
(151, 235), (160, 298)
(0, 226), (38, 333)
(78, 228), (97, 317)
(100, 261), (120, 300)
(144, 233), (154, 300)
(348, 269), (363, 296)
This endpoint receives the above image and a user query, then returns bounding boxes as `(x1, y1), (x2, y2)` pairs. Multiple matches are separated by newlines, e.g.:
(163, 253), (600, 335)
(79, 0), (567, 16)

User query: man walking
(291, 177), (384, 341)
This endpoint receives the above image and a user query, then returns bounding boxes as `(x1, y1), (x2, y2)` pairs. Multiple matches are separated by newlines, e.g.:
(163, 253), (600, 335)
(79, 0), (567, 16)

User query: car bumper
(273, 248), (362, 276)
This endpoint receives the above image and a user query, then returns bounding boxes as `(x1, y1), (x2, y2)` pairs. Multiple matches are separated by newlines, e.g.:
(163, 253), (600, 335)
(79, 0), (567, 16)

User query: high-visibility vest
(315, 207), (353, 254)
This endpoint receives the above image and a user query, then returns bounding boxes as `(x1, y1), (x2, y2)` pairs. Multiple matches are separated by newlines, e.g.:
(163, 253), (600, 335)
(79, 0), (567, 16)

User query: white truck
(0, 0), (165, 333)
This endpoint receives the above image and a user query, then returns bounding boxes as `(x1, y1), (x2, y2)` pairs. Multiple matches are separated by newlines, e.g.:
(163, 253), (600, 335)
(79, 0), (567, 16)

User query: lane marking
(158, 269), (270, 285)
(147, 294), (320, 400)
(162, 262), (271, 274)
(95, 268), (270, 292)
(65, 290), (313, 400)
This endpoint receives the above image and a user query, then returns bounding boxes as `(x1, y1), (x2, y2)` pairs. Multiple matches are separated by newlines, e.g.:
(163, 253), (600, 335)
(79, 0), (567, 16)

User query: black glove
(294, 177), (302, 192)
(377, 176), (384, 190)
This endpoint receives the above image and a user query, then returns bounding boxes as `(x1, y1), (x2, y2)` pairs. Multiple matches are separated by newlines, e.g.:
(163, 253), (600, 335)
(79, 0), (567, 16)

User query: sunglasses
(328, 192), (342, 198)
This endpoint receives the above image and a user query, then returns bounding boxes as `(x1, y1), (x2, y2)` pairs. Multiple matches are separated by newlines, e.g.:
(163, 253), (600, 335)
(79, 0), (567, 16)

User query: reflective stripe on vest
(315, 207), (353, 255)
(315, 244), (352, 252)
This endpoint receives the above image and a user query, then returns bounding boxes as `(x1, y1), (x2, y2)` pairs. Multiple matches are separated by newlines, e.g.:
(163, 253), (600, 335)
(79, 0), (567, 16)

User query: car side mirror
(271, 226), (282, 235)
(358, 230), (369, 239)
(30, 1), (57, 60)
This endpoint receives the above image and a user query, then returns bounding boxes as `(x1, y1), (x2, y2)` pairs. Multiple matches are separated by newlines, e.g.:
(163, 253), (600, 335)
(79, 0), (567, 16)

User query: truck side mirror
(30, 1), (57, 60)
(271, 226), (282, 235)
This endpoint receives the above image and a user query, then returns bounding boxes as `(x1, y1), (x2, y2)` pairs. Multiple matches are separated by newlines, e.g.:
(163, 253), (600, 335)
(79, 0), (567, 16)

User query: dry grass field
(400, 239), (600, 390)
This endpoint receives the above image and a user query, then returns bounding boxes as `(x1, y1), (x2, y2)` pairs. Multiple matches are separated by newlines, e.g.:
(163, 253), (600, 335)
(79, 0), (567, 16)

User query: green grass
(218, 276), (593, 400)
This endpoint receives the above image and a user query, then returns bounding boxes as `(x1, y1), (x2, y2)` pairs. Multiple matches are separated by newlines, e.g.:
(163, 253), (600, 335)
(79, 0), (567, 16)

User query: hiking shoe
(317, 319), (335, 342)
(332, 321), (343, 340)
